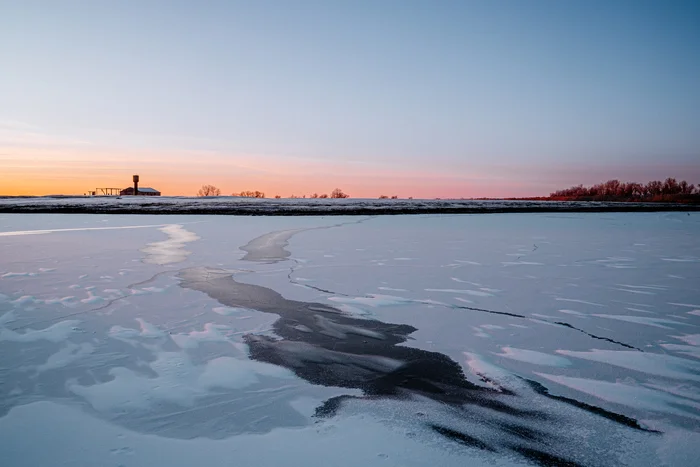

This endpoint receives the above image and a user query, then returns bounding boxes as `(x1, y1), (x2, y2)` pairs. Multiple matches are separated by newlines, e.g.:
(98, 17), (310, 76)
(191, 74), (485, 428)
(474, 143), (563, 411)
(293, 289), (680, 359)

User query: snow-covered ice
(1, 212), (699, 466)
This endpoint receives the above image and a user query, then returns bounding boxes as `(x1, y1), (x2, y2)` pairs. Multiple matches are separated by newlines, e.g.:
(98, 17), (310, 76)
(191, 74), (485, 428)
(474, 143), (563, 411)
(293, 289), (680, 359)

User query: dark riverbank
(1, 196), (698, 215)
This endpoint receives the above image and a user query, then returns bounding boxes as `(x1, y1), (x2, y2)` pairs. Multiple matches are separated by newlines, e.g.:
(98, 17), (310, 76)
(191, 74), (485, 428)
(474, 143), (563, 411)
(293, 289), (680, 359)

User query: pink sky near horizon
(2, 144), (698, 198)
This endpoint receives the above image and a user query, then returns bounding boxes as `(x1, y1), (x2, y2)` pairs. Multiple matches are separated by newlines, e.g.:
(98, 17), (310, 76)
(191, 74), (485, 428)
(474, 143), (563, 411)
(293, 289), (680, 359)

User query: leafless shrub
(331, 188), (349, 199)
(197, 185), (221, 197)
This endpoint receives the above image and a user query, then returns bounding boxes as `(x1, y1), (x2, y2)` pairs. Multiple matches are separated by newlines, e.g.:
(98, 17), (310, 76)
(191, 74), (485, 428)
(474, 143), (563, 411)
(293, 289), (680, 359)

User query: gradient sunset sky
(1, 0), (699, 197)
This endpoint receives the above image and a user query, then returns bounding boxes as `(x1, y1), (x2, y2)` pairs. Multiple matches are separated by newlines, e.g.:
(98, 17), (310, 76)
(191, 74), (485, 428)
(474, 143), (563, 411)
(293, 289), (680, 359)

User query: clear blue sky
(1, 0), (699, 196)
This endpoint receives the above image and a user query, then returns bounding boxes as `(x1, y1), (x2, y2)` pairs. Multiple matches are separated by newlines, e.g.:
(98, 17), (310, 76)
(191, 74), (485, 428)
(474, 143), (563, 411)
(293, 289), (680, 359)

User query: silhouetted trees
(197, 185), (221, 197)
(226, 190), (378, 199)
(550, 178), (699, 202)
(235, 190), (265, 198)
(188, 187), (415, 200)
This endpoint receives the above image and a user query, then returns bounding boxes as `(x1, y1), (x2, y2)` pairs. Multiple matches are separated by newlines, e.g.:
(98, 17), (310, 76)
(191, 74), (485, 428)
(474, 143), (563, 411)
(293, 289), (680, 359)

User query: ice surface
(0, 400), (501, 467)
(170, 323), (231, 349)
(33, 342), (94, 373)
(556, 349), (700, 381)
(109, 318), (167, 342)
(0, 223), (167, 237)
(659, 343), (700, 359)
(673, 334), (700, 346)
(328, 294), (415, 308)
(535, 372), (700, 420)
(68, 349), (296, 412)
(592, 314), (690, 329)
(0, 319), (80, 343)
(1, 212), (699, 466)
(424, 288), (494, 296)
(496, 347), (572, 367)
(212, 306), (255, 315)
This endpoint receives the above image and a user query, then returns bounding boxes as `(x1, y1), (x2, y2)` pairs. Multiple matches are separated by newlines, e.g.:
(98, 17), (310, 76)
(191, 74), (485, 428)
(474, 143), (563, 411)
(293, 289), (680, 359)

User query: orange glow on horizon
(0, 147), (542, 199)
(0, 147), (540, 198)
(1, 173), (526, 199)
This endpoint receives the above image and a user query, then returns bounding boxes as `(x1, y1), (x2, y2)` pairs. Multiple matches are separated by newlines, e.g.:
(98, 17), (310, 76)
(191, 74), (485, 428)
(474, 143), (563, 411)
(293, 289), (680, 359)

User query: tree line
(197, 179), (699, 203)
(196, 186), (411, 199)
(549, 178), (699, 202)
(196, 186), (350, 198)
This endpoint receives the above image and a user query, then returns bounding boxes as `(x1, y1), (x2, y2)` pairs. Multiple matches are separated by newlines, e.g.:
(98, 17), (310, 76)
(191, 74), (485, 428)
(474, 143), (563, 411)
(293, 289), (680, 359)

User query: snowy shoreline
(0, 197), (697, 215)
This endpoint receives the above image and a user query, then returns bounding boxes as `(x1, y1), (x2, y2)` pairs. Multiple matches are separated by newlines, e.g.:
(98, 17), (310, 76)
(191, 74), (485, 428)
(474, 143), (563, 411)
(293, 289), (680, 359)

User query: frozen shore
(1, 196), (698, 215)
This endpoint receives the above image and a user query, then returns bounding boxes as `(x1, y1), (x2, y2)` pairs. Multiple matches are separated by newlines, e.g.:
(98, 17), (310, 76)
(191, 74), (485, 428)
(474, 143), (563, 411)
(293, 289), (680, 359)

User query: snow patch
(0, 320), (80, 343)
(555, 298), (605, 307)
(535, 373), (700, 420)
(213, 306), (255, 316)
(424, 288), (493, 297)
(557, 349), (700, 382)
(463, 352), (521, 390)
(142, 224), (200, 265)
(558, 309), (586, 316)
(2, 272), (39, 278)
(672, 334), (700, 346)
(109, 318), (166, 344)
(496, 347), (572, 367)
(0, 224), (167, 237)
(34, 343), (94, 373)
(68, 352), (295, 412)
(328, 294), (413, 308)
(171, 323), (231, 349)
(592, 314), (689, 329)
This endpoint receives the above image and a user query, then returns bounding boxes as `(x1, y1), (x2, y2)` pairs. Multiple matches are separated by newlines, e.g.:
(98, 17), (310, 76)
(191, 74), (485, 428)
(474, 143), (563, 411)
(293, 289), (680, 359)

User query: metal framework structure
(95, 188), (123, 196)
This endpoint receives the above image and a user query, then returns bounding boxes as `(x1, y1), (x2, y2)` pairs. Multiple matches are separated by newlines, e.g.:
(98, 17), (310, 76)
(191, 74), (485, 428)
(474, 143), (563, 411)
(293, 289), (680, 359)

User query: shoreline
(0, 197), (698, 215)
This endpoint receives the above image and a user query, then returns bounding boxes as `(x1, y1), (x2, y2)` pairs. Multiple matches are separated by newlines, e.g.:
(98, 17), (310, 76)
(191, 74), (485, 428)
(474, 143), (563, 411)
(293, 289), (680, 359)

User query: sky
(1, 0), (699, 197)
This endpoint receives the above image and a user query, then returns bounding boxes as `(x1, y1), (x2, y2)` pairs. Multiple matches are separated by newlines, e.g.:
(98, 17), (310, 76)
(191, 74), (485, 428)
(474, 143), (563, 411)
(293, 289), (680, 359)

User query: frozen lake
(1, 212), (699, 466)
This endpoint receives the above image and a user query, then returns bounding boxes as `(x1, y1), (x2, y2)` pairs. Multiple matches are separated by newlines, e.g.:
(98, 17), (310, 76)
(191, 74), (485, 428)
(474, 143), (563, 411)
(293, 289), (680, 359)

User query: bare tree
(330, 188), (349, 199)
(197, 185), (221, 197)
(391, 195), (398, 199)
(319, 194), (329, 198)
(379, 195), (389, 199)
(235, 190), (265, 198)
(310, 193), (319, 198)
(274, 195), (281, 199)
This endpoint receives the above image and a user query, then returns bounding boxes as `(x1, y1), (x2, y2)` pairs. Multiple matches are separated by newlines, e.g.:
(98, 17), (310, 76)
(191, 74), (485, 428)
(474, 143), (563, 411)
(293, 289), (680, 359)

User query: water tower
(133, 175), (139, 196)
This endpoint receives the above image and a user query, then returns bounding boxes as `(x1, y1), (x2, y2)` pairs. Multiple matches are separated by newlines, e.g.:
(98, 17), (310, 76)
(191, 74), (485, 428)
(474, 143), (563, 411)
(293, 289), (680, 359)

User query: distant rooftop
(132, 187), (159, 193)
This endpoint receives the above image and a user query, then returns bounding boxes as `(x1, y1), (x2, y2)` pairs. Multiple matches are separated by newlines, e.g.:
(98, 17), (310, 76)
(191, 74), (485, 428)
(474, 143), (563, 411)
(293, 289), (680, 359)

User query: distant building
(94, 175), (161, 196)
(120, 187), (161, 196)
